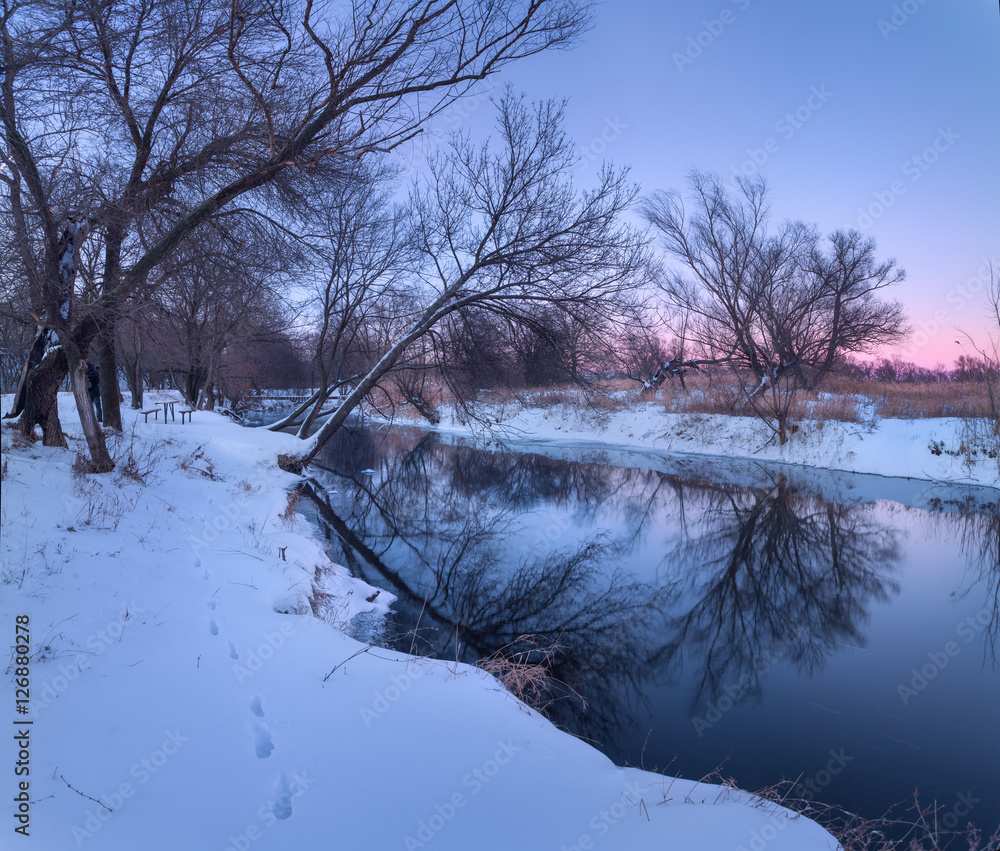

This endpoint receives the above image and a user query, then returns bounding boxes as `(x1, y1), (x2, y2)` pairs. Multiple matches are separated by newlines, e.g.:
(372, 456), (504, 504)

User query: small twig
(323, 645), (372, 681)
(118, 605), (129, 642)
(59, 773), (112, 812)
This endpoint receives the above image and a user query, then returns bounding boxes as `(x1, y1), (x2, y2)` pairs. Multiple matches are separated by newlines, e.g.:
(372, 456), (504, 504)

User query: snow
(385, 397), (1000, 489)
(0, 394), (843, 850)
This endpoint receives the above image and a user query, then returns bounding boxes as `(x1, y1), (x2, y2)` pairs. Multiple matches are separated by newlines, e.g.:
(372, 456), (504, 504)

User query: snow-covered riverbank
(1, 394), (838, 850)
(383, 397), (1000, 489)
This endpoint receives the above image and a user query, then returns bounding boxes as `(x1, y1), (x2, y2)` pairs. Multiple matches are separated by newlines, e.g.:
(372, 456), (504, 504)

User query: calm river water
(299, 423), (1000, 832)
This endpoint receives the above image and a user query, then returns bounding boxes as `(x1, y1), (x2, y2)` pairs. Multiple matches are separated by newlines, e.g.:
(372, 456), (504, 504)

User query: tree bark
(96, 330), (123, 429)
(18, 347), (68, 447)
(69, 357), (115, 472)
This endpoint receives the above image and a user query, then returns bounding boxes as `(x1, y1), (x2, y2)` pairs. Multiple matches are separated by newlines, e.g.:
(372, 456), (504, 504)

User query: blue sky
(408, 0), (1000, 368)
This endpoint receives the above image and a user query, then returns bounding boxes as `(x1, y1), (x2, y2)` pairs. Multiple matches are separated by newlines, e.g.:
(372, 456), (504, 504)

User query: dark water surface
(301, 423), (1000, 832)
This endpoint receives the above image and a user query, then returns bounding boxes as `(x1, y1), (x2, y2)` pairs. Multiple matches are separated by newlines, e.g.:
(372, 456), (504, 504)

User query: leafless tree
(283, 92), (649, 469)
(1, 0), (592, 467)
(266, 161), (411, 435)
(142, 222), (292, 408)
(643, 172), (907, 443)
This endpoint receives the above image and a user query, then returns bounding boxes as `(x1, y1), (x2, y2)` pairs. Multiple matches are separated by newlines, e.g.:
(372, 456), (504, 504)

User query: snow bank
(388, 398), (1000, 489)
(0, 394), (838, 850)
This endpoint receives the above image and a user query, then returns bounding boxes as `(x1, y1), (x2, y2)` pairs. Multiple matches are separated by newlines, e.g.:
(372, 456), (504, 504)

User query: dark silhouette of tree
(643, 172), (907, 442)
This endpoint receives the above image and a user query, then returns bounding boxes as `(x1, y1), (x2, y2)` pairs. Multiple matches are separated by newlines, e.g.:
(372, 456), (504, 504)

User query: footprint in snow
(271, 772), (294, 820)
(228, 640), (239, 660)
(253, 720), (274, 759)
(250, 695), (264, 718)
(209, 618), (219, 636)
(207, 600), (217, 611)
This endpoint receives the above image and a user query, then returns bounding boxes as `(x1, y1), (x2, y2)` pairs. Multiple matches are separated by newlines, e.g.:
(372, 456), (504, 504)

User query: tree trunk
(263, 388), (324, 432)
(18, 346), (68, 447)
(121, 342), (144, 409)
(96, 330), (123, 429)
(297, 387), (331, 437)
(69, 357), (115, 472)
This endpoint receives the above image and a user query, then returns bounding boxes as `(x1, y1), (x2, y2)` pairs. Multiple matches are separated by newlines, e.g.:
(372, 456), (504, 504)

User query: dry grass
(381, 371), (999, 431)
(748, 782), (1000, 851)
(279, 489), (301, 530)
(650, 374), (996, 423)
(108, 425), (161, 484)
(475, 635), (585, 714)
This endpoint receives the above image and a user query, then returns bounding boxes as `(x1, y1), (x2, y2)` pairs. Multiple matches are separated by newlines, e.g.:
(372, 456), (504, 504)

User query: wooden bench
(141, 409), (160, 423)
(179, 409), (194, 424)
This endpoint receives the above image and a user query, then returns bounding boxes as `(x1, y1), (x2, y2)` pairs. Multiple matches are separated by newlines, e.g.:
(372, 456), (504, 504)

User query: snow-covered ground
(1, 394), (839, 850)
(385, 397), (1000, 489)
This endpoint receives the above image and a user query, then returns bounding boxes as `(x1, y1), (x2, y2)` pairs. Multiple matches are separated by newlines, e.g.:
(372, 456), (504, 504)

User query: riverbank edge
(369, 398), (1000, 490)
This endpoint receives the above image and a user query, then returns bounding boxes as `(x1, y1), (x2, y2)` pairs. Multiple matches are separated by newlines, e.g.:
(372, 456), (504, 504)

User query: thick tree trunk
(96, 330), (123, 429)
(18, 347), (68, 447)
(69, 357), (114, 472)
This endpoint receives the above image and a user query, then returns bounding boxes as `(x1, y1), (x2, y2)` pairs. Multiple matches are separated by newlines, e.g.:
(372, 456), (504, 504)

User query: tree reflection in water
(299, 426), (1000, 748)
(656, 474), (902, 711)
(950, 497), (1000, 667)
(303, 427), (670, 743)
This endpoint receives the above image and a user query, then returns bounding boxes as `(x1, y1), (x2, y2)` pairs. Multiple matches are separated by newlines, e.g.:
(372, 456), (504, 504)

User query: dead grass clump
(279, 489), (300, 529)
(660, 374), (748, 418)
(109, 426), (160, 484)
(475, 635), (583, 713)
(179, 446), (222, 480)
(72, 450), (95, 477)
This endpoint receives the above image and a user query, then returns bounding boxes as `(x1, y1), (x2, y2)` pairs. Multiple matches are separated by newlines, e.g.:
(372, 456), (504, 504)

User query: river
(296, 421), (1000, 833)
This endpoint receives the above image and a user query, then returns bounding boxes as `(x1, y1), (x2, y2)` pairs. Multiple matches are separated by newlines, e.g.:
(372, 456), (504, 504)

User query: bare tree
(283, 92), (649, 469)
(643, 172), (907, 443)
(266, 162), (410, 435)
(1, 0), (591, 467)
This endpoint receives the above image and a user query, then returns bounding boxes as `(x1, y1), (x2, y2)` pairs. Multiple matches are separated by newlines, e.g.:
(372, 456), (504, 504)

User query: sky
(403, 0), (1000, 369)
